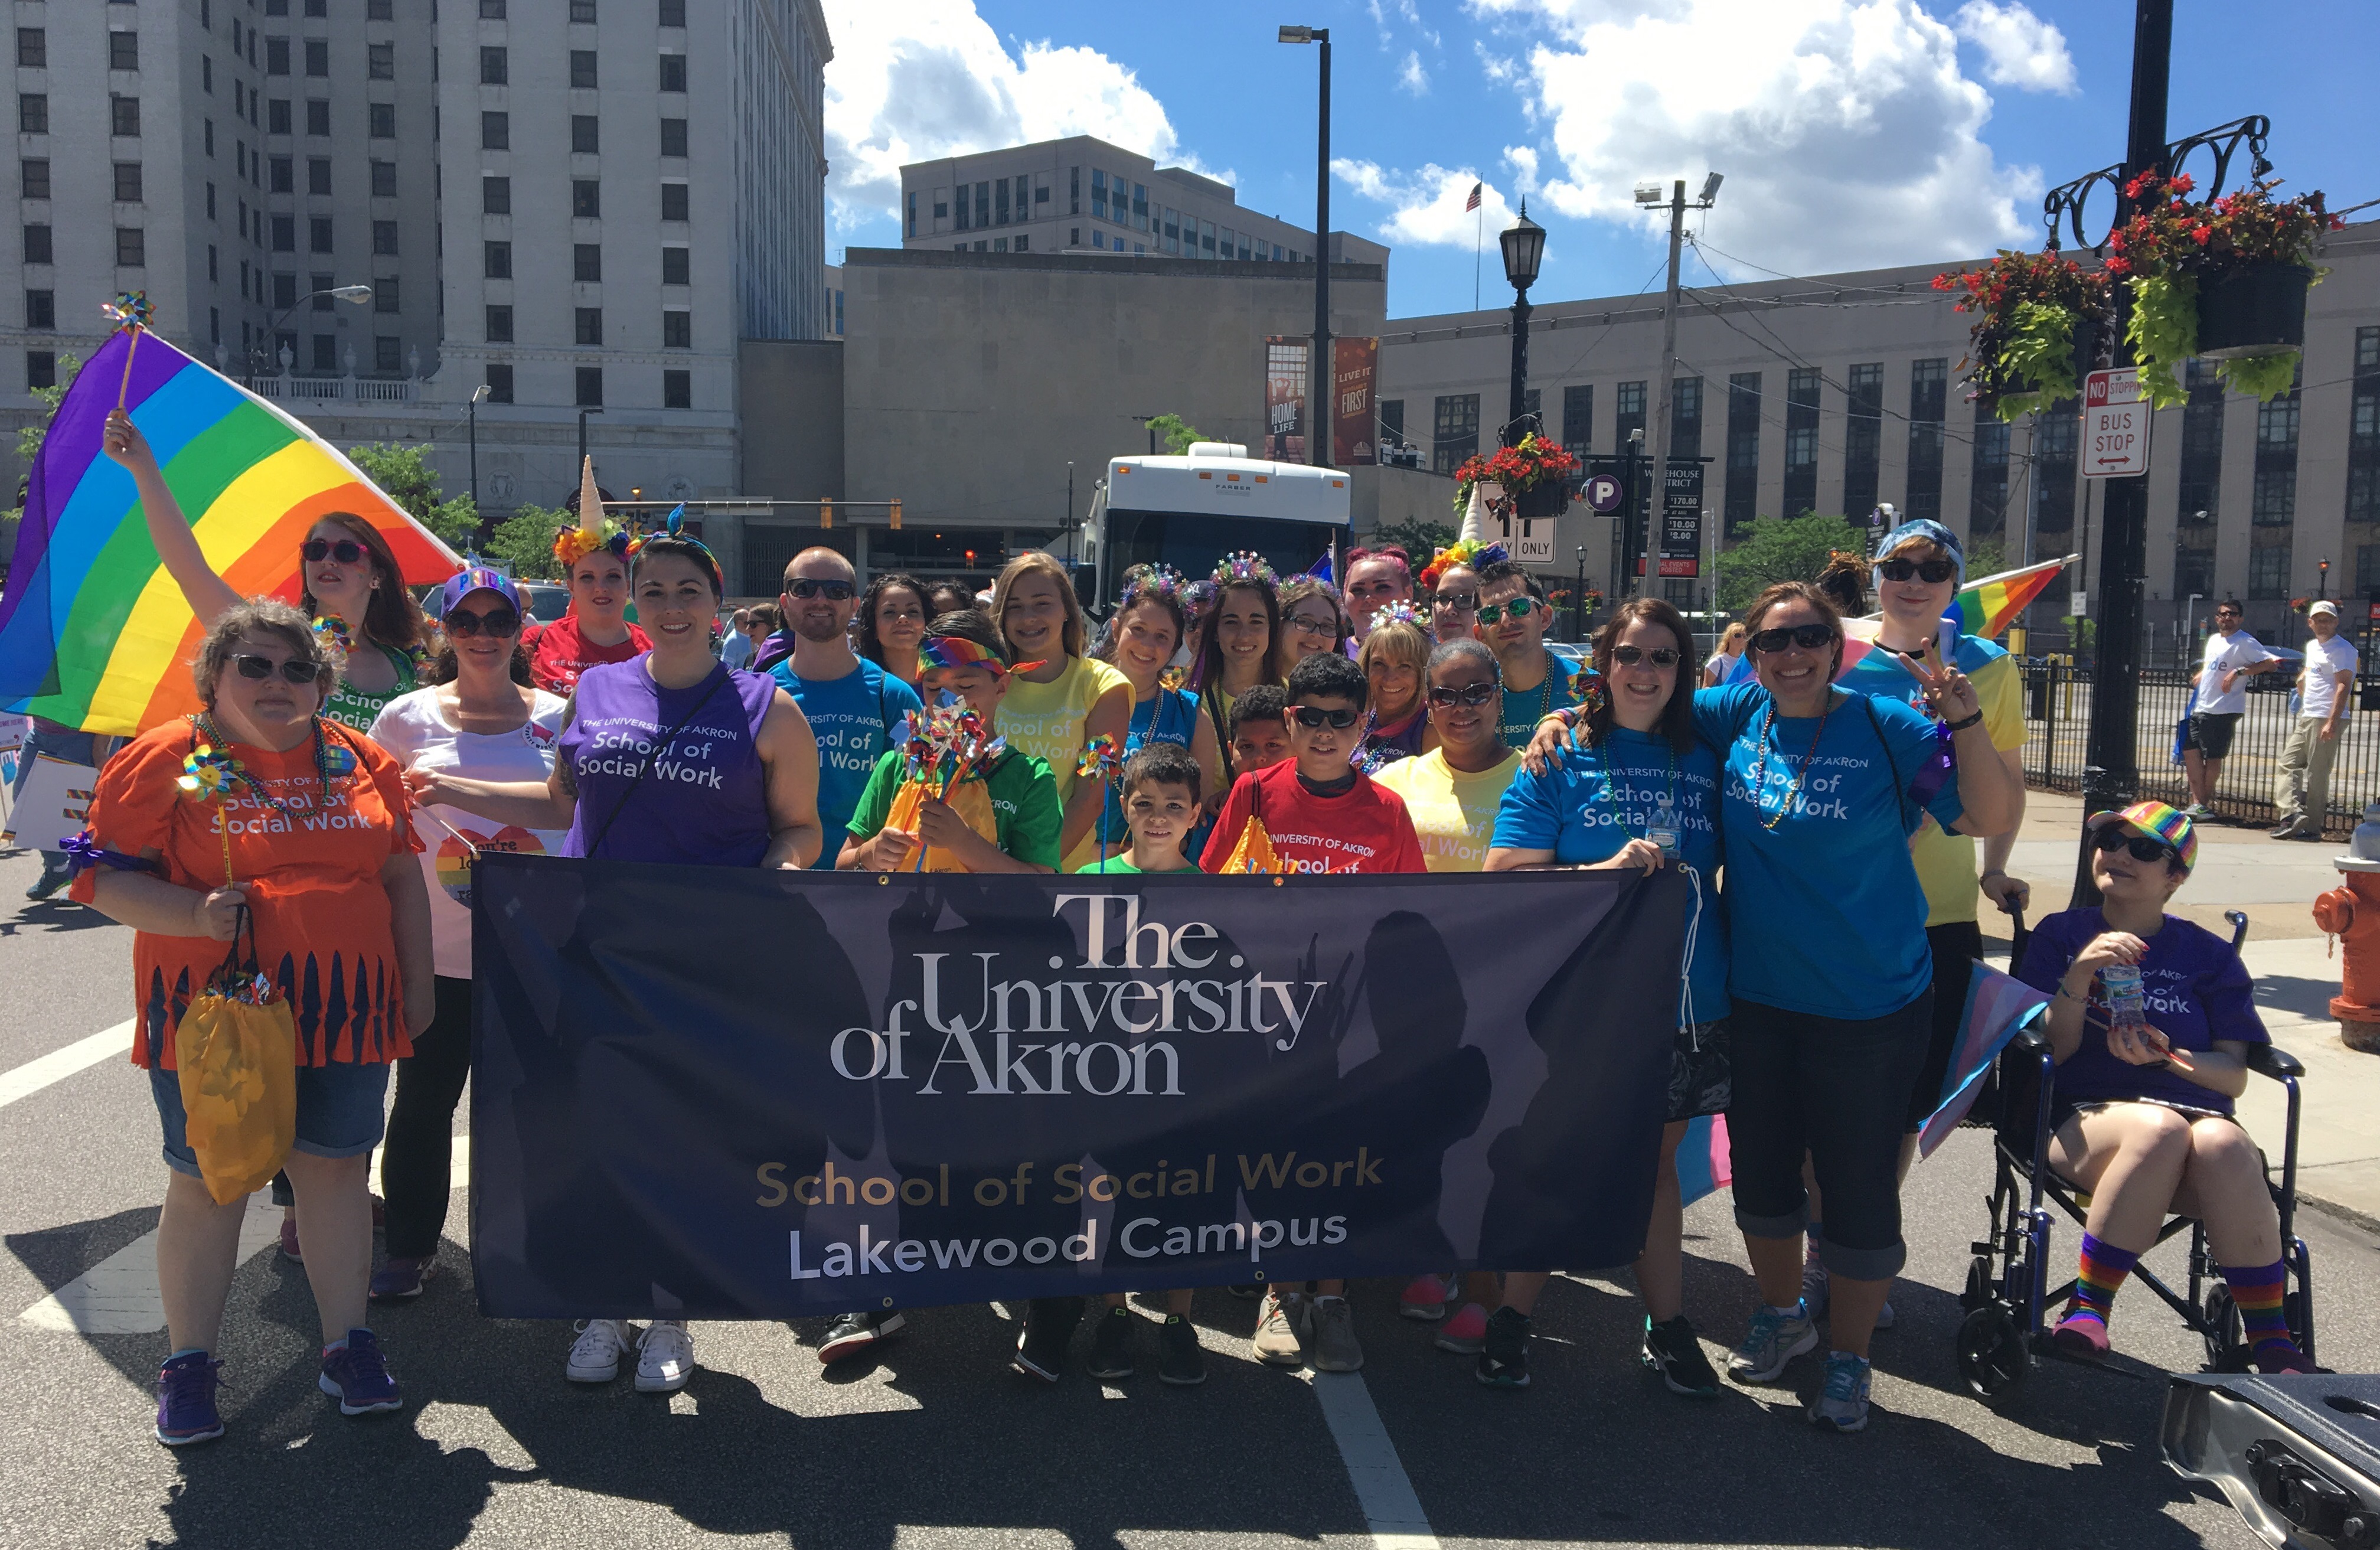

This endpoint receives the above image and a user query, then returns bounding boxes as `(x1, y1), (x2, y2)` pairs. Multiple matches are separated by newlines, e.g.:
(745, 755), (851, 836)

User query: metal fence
(2020, 663), (2380, 834)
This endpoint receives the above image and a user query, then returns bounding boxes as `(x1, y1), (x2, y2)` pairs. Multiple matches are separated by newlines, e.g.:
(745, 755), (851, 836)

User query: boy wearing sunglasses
(765, 549), (923, 867)
(1474, 562), (1581, 749)
(1200, 652), (1425, 879)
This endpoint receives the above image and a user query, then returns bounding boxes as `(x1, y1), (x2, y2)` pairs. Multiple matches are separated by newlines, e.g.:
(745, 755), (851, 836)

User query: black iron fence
(2020, 662), (2379, 834)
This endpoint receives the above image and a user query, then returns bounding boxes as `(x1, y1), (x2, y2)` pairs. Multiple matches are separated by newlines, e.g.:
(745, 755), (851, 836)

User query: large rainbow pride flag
(0, 329), (459, 735)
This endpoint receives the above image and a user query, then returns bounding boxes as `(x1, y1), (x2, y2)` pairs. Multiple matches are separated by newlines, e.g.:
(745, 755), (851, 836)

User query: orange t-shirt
(70, 718), (419, 1070)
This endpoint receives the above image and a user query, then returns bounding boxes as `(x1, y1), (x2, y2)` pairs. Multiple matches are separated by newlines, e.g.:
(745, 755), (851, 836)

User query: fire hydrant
(2313, 800), (2380, 1053)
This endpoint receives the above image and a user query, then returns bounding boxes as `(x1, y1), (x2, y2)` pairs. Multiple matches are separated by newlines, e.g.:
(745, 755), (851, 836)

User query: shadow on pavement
(4, 1205), (156, 1297)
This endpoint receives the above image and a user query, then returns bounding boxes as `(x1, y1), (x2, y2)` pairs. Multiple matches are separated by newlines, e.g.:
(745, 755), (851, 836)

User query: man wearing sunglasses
(762, 549), (923, 868)
(1474, 561), (1579, 750)
(2185, 600), (2278, 820)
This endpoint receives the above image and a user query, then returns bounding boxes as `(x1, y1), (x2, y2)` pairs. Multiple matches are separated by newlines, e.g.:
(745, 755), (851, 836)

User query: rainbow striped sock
(2220, 1259), (2299, 1358)
(2068, 1233), (2140, 1329)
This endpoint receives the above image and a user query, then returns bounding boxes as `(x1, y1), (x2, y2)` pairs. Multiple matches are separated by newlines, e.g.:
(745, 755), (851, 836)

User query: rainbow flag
(0, 329), (459, 735)
(1948, 555), (2074, 641)
(1675, 1113), (1732, 1207)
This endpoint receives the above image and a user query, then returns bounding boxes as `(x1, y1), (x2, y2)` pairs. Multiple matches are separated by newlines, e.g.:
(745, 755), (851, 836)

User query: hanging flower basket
(1933, 250), (2113, 422)
(1451, 433), (1579, 518)
(2195, 263), (2314, 358)
(1514, 479), (1571, 520)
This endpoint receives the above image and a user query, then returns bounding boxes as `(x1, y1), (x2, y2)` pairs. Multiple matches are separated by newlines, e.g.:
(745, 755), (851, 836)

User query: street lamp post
(256, 285), (373, 376)
(1499, 202), (1545, 448)
(1573, 545), (1589, 640)
(1278, 25), (1331, 467)
(468, 383), (489, 515)
(577, 406), (603, 477)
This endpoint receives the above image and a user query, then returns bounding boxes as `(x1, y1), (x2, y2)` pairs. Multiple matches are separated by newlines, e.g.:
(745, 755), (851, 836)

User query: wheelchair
(1953, 909), (2316, 1399)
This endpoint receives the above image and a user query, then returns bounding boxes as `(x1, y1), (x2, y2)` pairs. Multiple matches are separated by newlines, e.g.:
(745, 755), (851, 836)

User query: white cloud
(1334, 159), (1514, 247)
(1953, 0), (2077, 94)
(1469, 0), (2040, 280)
(1504, 145), (1540, 195)
(1399, 50), (1431, 94)
(1474, 41), (1520, 84)
(820, 0), (1210, 230)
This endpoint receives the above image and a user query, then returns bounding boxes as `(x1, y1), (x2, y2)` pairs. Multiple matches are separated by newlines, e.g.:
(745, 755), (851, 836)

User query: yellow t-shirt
(1371, 748), (1523, 873)
(1000, 655), (1131, 871)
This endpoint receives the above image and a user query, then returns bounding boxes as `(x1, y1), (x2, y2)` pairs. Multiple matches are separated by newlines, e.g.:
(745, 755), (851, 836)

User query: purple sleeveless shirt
(560, 658), (778, 865)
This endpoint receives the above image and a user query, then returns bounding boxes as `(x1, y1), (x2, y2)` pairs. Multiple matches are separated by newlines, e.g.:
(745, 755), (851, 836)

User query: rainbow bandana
(2088, 800), (2197, 876)
(919, 636), (1042, 678)
(623, 504), (722, 595)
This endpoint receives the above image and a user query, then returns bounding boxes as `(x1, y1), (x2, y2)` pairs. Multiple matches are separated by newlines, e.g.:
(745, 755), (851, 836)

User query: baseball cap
(2084, 800), (2196, 876)
(2309, 599), (2339, 619)
(440, 565), (523, 617)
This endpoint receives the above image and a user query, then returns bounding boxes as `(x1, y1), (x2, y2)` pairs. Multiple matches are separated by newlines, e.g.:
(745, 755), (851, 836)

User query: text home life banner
(469, 856), (1687, 1320)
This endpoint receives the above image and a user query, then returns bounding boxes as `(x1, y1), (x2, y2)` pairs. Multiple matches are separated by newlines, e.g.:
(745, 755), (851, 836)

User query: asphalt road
(4, 840), (2375, 1550)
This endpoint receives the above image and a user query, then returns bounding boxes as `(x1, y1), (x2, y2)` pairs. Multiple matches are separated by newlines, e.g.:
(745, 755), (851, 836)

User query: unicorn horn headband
(554, 455), (629, 567)
(577, 455), (602, 536)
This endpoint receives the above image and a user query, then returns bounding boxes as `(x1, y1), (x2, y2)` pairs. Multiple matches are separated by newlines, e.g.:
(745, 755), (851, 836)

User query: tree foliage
(1367, 516), (1458, 560)
(15, 352), (81, 475)
(346, 442), (481, 549)
(1146, 414), (1205, 456)
(1713, 513), (1865, 611)
(481, 503), (569, 580)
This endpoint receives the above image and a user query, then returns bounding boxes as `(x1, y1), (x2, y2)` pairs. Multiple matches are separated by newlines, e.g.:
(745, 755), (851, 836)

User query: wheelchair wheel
(1960, 1255), (1993, 1313)
(2202, 1285), (2249, 1372)
(1957, 1304), (2029, 1399)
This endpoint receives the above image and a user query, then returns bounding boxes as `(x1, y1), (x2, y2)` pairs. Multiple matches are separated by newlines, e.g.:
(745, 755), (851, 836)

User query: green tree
(1963, 536), (2009, 582)
(1368, 515), (1458, 559)
(1713, 513), (1866, 611)
(481, 503), (569, 580)
(14, 352), (81, 475)
(347, 441), (480, 549)
(1146, 413), (1205, 455)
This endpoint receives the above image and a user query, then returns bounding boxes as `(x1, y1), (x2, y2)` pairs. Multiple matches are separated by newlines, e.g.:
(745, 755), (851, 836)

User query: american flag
(1464, 181), (1483, 213)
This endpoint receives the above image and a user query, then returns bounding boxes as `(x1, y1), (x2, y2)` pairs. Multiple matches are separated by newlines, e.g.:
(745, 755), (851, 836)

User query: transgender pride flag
(1676, 1114), (1731, 1206)
(1917, 964), (2053, 1159)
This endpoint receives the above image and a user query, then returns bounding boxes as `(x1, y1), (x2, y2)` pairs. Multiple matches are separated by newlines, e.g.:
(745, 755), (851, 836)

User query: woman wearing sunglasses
(1417, 538), (1499, 645)
(363, 569), (567, 1301)
(1484, 598), (1729, 1395)
(106, 409), (433, 734)
(2013, 802), (2313, 1373)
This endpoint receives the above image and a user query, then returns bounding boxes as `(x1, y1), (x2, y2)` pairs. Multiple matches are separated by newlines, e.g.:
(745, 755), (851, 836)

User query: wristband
(1537, 706), (1580, 729)
(1944, 710), (1983, 732)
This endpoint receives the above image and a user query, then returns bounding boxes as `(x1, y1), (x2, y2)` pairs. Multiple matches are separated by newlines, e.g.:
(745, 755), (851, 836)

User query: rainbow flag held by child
(0, 328), (460, 736)
(1917, 963), (2053, 1159)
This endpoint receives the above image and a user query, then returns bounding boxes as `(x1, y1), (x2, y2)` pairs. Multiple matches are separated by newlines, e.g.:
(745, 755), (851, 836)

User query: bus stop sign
(2082, 367), (2151, 478)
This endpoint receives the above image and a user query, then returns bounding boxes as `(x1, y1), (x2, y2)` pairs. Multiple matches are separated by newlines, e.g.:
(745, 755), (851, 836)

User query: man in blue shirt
(765, 549), (923, 868)
(1475, 560), (1578, 748)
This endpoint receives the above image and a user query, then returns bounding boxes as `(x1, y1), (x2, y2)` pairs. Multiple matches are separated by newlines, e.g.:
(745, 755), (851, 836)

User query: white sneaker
(566, 1318), (632, 1383)
(635, 1321), (696, 1393)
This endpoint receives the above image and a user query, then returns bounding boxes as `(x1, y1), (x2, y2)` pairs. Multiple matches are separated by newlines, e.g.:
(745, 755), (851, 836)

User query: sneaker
(1307, 1294), (1363, 1373)
(155, 1352), (226, 1446)
(1252, 1288), (1306, 1366)
(566, 1318), (632, 1383)
(317, 1329), (402, 1416)
(1013, 1297), (1084, 1382)
(1807, 1350), (1872, 1432)
(1728, 1301), (1819, 1383)
(1158, 1314), (1207, 1386)
(1642, 1314), (1721, 1398)
(2051, 1308), (2110, 1360)
(2288, 830), (2328, 843)
(818, 1308), (905, 1365)
(2270, 823), (2310, 839)
(1434, 1301), (1489, 1355)
(1400, 1272), (1457, 1321)
(2183, 802), (2214, 820)
(2254, 1343), (2327, 1375)
(1087, 1306), (1137, 1380)
(279, 1210), (302, 1264)
(635, 1322), (695, 1393)
(368, 1256), (435, 1301)
(1800, 1252), (1829, 1320)
(1476, 1306), (1530, 1388)
(370, 1195), (386, 1232)
(24, 870), (69, 902)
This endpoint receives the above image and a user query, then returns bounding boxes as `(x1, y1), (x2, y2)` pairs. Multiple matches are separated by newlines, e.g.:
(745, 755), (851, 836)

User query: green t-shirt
(1081, 855), (1203, 874)
(845, 746), (1064, 871)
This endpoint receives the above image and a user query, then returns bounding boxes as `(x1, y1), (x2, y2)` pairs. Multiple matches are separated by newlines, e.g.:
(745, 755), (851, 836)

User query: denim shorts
(150, 1061), (390, 1179)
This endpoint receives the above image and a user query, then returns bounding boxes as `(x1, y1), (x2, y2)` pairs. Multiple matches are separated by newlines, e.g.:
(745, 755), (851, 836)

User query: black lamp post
(1278, 24), (1331, 466)
(1499, 201), (1545, 447)
(468, 383), (489, 514)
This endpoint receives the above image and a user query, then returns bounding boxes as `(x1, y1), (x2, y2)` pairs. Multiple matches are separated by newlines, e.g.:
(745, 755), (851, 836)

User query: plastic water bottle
(2101, 962), (2146, 1031)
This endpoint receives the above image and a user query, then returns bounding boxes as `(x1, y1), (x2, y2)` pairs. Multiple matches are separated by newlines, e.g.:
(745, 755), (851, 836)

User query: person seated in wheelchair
(2013, 801), (2315, 1375)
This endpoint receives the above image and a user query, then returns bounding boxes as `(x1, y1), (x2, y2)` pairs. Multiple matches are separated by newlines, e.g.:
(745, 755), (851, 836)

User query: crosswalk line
(20, 1193), (282, 1334)
(0, 1021), (132, 1110)
(1301, 1368), (1441, 1550)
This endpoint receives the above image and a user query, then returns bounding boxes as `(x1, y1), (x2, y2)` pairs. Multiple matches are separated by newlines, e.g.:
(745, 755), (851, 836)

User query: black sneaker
(1087, 1306), (1137, 1379)
(818, 1309), (903, 1365)
(1158, 1314), (1207, 1386)
(1641, 1314), (1720, 1398)
(1476, 1306), (1531, 1388)
(1013, 1296), (1085, 1382)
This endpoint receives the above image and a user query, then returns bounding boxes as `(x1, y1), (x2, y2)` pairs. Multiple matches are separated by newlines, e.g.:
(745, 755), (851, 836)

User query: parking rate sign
(2082, 367), (2152, 478)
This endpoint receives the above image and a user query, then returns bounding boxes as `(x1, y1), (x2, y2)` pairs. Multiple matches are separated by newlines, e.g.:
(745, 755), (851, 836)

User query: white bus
(1092, 442), (1351, 606)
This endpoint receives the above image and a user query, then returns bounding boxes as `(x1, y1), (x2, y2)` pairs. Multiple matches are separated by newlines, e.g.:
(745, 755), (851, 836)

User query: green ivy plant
(2125, 272), (2302, 407)
(1991, 302), (2082, 420)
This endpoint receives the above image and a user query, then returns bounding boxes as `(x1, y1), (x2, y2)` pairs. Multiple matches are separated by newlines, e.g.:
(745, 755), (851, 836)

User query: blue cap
(441, 565), (521, 616)
(1876, 518), (1965, 585)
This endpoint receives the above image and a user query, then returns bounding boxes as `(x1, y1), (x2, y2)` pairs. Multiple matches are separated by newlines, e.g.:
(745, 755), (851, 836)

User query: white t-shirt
(2196, 629), (2276, 715)
(1704, 650), (1741, 682)
(369, 686), (569, 978)
(2300, 635), (2360, 720)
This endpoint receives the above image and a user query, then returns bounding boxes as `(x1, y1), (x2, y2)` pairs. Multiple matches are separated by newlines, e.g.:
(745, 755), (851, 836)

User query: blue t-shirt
(2015, 907), (2268, 1118)
(1492, 726), (1729, 1026)
(1094, 685), (1200, 850)
(1691, 682), (1967, 1019)
(769, 655), (925, 869)
(1497, 650), (1582, 750)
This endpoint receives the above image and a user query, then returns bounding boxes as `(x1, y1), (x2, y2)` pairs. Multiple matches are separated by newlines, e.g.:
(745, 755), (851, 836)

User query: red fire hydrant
(2315, 801), (2380, 1053)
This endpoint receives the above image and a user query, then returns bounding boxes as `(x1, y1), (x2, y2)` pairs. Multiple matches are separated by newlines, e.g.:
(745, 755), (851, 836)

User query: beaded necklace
(192, 710), (353, 822)
(1507, 647), (1560, 736)
(1747, 692), (1833, 831)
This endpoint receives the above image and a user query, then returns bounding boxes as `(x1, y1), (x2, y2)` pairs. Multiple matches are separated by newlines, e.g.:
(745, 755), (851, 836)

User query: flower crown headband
(553, 517), (632, 570)
(1370, 600), (1425, 629)
(1117, 566), (1186, 609)
(1418, 539), (1507, 595)
(1213, 551), (1277, 589)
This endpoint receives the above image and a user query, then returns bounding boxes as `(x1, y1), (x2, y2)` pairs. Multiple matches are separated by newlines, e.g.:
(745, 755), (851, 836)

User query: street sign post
(2082, 367), (2152, 479)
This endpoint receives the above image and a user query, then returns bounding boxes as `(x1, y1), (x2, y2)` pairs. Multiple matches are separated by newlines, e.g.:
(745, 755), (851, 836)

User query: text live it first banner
(468, 857), (1684, 1320)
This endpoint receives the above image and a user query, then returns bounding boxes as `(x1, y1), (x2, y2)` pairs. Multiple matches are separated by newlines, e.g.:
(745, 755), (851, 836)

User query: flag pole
(1473, 204), (1482, 311)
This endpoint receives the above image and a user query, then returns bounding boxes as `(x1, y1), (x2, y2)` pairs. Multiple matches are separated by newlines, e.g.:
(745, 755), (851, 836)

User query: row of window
(476, 305), (692, 349)
(471, 0), (690, 21)
(17, 28), (142, 70)
(480, 364), (693, 410)
(912, 171), (1307, 263)
(483, 241), (691, 286)
(482, 177), (688, 221)
(19, 94), (143, 137)
(482, 112), (689, 157)
(478, 47), (689, 92)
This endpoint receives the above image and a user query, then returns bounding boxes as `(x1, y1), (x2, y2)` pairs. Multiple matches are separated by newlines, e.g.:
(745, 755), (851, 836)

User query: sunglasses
(301, 538), (367, 564)
(1475, 596), (1541, 625)
(1427, 682), (1498, 709)
(2094, 829), (2179, 864)
(785, 579), (855, 601)
(1751, 623), (1838, 654)
(1610, 645), (1681, 668)
(445, 606), (520, 638)
(1290, 704), (1361, 730)
(231, 652), (321, 684)
(1287, 614), (1339, 637)
(1878, 557), (1958, 584)
(1432, 592), (1479, 611)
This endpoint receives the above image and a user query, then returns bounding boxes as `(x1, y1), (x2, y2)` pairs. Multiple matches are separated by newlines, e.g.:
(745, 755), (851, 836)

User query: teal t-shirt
(770, 655), (925, 869)
(1691, 682), (1966, 1019)
(845, 745), (1063, 872)
(1497, 649), (1581, 749)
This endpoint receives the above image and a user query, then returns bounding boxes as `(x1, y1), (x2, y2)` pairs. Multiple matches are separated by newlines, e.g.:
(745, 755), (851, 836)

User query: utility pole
(1280, 25), (1333, 468)
(1639, 174), (1720, 598)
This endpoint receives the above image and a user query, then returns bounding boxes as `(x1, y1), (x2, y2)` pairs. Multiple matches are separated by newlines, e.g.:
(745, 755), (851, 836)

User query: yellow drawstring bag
(1219, 814), (1285, 875)
(174, 908), (297, 1205)
(883, 775), (1001, 873)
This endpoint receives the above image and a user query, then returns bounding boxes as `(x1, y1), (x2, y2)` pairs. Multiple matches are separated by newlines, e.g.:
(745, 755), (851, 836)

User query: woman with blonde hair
(1703, 621), (1749, 688)
(1353, 611), (1434, 771)
(990, 551), (1133, 872)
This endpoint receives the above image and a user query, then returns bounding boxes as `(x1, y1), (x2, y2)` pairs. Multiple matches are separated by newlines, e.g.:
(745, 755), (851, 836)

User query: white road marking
(1301, 1369), (1441, 1550)
(20, 1193), (281, 1334)
(0, 1021), (132, 1109)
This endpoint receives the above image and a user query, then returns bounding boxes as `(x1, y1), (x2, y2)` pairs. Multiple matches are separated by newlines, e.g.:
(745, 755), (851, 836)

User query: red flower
(2169, 172), (2195, 195)
(2192, 225), (2212, 244)
(2105, 256), (2131, 275)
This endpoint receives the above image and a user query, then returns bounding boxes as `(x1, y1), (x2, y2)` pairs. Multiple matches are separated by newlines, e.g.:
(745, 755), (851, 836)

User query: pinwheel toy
(1077, 733), (1124, 868)
(102, 290), (154, 407)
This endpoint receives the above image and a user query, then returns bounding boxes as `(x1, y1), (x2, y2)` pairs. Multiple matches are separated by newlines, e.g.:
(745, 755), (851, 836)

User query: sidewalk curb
(2297, 1192), (2380, 1238)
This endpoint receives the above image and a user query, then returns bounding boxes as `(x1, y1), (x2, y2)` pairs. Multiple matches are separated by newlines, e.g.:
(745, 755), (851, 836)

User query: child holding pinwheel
(837, 609), (1060, 873)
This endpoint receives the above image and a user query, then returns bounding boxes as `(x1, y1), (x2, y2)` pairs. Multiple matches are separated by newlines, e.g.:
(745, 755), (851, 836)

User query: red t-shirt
(1199, 759), (1426, 876)
(524, 614), (651, 695)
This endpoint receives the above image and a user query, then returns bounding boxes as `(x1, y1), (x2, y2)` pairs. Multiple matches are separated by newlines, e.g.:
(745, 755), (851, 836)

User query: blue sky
(821, 0), (2379, 321)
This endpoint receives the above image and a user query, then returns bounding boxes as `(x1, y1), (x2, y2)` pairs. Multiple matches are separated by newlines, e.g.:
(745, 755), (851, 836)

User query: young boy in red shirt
(1202, 652), (1426, 877)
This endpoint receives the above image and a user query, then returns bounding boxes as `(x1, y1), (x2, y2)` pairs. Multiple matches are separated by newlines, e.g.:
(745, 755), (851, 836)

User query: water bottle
(2100, 962), (2146, 1031)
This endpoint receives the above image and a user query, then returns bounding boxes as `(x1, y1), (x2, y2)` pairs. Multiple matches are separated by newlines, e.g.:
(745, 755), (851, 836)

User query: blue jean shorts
(149, 1061), (390, 1179)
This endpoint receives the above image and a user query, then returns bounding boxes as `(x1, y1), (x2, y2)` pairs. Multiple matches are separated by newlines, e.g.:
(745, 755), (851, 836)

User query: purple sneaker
(156, 1352), (225, 1446)
(318, 1329), (403, 1416)
(369, 1256), (436, 1301)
